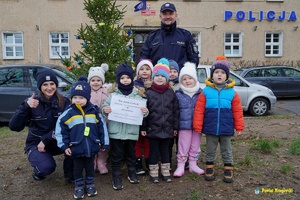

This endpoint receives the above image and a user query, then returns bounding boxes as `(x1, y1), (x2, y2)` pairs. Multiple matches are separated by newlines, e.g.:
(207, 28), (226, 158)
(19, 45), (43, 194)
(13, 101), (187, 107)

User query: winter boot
(161, 163), (172, 182)
(96, 151), (108, 174)
(173, 162), (185, 177)
(204, 164), (215, 181)
(189, 160), (204, 175)
(135, 157), (145, 175)
(128, 168), (139, 184)
(74, 179), (85, 199)
(112, 171), (123, 190)
(223, 165), (234, 183)
(149, 164), (159, 183)
(85, 177), (97, 197)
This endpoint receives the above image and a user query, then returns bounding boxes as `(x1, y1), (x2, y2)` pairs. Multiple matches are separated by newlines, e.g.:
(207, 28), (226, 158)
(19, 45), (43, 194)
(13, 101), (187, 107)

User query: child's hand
(141, 107), (148, 116)
(104, 106), (112, 114)
(141, 131), (147, 136)
(174, 130), (177, 137)
(236, 131), (243, 136)
(65, 148), (72, 156)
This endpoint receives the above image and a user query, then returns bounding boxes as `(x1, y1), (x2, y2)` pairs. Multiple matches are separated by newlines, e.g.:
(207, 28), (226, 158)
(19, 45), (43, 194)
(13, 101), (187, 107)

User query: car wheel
(249, 98), (269, 116)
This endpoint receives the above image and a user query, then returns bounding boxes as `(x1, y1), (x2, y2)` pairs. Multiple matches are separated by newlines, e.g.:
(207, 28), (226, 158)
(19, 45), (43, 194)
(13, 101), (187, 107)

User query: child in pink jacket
(88, 63), (110, 174)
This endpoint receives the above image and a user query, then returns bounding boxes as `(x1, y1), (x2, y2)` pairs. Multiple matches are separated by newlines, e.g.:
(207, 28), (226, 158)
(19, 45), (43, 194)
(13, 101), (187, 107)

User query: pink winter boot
(189, 160), (204, 175)
(173, 162), (185, 177)
(96, 151), (108, 174)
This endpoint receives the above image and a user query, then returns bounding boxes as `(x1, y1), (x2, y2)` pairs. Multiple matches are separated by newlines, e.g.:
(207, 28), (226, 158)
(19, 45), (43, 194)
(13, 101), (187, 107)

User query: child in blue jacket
(56, 77), (109, 199)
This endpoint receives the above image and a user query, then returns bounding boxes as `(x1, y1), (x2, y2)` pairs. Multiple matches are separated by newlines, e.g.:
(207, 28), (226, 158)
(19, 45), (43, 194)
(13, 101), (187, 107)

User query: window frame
(49, 32), (70, 59)
(2, 32), (24, 60)
(224, 32), (243, 58)
(192, 32), (201, 58)
(265, 32), (283, 57)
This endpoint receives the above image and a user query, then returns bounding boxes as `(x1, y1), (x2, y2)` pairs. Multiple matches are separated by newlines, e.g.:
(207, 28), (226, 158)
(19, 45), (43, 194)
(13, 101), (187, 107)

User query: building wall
(0, 0), (299, 66)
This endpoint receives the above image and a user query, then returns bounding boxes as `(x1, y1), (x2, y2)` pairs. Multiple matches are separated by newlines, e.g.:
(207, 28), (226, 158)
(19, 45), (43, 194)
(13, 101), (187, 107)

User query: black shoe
(128, 170), (139, 184)
(204, 165), (215, 181)
(32, 172), (45, 181)
(112, 176), (123, 190)
(135, 158), (146, 175)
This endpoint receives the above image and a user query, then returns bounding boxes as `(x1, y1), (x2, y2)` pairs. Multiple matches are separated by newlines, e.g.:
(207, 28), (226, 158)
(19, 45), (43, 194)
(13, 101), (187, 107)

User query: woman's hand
(37, 141), (46, 152)
(27, 93), (39, 108)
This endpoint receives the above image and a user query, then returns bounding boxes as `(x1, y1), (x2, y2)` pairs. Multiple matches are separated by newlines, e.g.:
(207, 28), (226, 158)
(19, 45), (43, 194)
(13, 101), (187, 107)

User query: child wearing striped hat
(141, 58), (179, 183)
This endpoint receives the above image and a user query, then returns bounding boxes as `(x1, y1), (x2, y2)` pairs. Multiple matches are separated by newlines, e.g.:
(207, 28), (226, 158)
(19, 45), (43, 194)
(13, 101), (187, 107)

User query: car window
(229, 73), (242, 86)
(0, 68), (24, 87)
(244, 69), (259, 78)
(28, 68), (69, 87)
(283, 68), (300, 77)
(197, 68), (207, 83)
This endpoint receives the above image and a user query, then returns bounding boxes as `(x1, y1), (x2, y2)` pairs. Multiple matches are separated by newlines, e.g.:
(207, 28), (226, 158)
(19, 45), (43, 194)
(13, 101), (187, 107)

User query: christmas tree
(61, 0), (134, 83)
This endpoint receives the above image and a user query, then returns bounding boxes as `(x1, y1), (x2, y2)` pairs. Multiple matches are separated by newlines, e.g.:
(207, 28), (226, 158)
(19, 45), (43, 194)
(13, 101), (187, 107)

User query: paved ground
(270, 97), (300, 115)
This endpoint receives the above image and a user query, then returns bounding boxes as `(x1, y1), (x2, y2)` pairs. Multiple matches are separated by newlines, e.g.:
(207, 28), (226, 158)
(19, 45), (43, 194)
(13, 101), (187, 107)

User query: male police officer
(140, 2), (199, 70)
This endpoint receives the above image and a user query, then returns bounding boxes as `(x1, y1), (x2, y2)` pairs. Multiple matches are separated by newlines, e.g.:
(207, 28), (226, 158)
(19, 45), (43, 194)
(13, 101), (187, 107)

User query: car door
(282, 67), (300, 96)
(261, 68), (288, 96)
(0, 67), (32, 121)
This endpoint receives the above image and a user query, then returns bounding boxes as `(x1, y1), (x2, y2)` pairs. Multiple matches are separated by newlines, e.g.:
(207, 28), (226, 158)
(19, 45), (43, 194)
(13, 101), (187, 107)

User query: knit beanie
(36, 68), (58, 90)
(87, 63), (109, 83)
(70, 76), (91, 101)
(136, 59), (153, 74)
(169, 59), (179, 73)
(211, 56), (230, 79)
(116, 63), (135, 95)
(179, 62), (198, 83)
(152, 58), (170, 81)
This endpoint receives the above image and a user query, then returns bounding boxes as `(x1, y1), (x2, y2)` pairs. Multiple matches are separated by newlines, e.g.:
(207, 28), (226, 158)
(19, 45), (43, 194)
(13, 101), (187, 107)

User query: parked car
(234, 66), (300, 97)
(197, 65), (277, 116)
(0, 64), (74, 122)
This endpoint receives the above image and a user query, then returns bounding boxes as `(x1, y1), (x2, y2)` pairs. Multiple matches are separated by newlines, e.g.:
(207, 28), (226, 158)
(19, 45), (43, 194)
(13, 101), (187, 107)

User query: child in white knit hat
(173, 62), (204, 177)
(134, 59), (153, 175)
(88, 63), (110, 174)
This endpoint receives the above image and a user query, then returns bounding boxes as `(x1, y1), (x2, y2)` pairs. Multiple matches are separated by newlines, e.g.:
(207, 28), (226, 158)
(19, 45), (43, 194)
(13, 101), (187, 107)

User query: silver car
(197, 65), (277, 116)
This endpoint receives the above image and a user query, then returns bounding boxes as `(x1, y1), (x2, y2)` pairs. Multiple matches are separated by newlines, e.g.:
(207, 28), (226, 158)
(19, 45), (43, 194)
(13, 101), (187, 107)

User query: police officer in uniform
(140, 2), (199, 70)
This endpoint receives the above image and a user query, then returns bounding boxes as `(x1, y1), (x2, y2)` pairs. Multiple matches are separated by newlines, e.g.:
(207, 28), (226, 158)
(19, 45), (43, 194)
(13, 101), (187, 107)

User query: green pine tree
(61, 0), (134, 83)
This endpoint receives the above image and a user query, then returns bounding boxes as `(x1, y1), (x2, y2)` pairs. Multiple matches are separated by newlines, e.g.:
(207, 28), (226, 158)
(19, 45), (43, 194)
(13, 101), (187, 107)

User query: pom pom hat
(152, 58), (170, 81)
(70, 76), (91, 101)
(87, 63), (109, 83)
(179, 62), (198, 82)
(211, 56), (230, 80)
(36, 68), (58, 90)
(136, 59), (153, 73)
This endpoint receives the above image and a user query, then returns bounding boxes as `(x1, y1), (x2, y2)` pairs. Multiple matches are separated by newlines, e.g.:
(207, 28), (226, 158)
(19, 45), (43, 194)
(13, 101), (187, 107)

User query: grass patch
(184, 173), (202, 181)
(187, 190), (202, 200)
(237, 154), (255, 167)
(280, 164), (293, 174)
(288, 139), (300, 155)
(250, 139), (280, 154)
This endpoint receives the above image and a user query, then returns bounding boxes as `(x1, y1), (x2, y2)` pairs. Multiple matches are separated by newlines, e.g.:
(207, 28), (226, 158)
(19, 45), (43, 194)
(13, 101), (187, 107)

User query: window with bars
(2, 32), (24, 60)
(224, 32), (242, 57)
(49, 32), (70, 59)
(265, 32), (282, 57)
